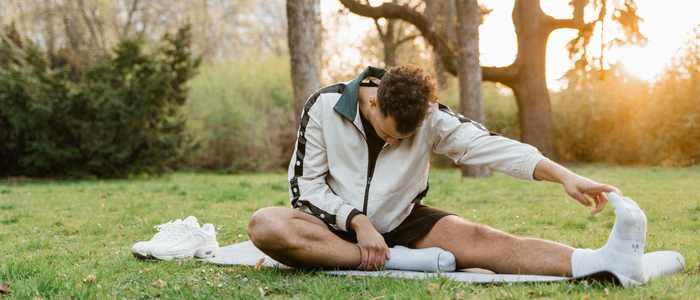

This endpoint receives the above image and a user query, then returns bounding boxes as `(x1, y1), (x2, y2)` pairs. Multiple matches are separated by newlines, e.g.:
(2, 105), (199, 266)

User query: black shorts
(324, 204), (456, 247)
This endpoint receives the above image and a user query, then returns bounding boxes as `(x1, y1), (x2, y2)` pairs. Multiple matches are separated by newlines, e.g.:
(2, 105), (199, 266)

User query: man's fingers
(357, 245), (367, 270)
(373, 247), (384, 270)
(378, 248), (388, 269)
(573, 192), (591, 207)
(366, 247), (376, 270)
(586, 184), (616, 194)
(591, 193), (607, 215)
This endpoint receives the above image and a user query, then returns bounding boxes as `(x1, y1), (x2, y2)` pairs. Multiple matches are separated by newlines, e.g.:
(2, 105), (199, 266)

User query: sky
(322, 0), (700, 90)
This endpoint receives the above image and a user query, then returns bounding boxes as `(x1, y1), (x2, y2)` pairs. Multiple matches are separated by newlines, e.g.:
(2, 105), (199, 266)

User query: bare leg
(413, 215), (574, 276)
(247, 207), (361, 269)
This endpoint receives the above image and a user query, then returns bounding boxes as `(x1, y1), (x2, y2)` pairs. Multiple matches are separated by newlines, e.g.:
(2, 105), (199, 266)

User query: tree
(454, 0), (490, 177)
(287, 0), (322, 123)
(339, 0), (645, 157)
(370, 0), (420, 67)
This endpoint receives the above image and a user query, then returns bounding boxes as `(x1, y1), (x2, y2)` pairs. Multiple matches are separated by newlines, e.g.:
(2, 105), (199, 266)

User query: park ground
(0, 166), (699, 299)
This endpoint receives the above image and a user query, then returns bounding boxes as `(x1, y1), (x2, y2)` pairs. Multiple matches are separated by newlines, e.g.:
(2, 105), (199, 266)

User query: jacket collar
(334, 66), (386, 121)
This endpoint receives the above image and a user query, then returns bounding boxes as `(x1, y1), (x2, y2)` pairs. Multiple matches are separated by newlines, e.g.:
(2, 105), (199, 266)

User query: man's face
(367, 98), (414, 146)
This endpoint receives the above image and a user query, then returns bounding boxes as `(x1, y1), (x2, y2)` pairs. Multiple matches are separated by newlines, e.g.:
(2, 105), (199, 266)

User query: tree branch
(547, 0), (586, 30)
(482, 65), (517, 87)
(340, 0), (517, 86)
(339, 0), (458, 75)
(122, 0), (141, 37)
(395, 33), (418, 46)
(372, 17), (385, 40)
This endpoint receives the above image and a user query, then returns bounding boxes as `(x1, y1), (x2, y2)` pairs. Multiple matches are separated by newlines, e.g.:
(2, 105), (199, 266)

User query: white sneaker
(132, 216), (219, 260)
(194, 223), (219, 259)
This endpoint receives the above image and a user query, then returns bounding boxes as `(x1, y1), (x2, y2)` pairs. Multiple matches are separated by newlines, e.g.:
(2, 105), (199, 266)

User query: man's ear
(369, 97), (378, 108)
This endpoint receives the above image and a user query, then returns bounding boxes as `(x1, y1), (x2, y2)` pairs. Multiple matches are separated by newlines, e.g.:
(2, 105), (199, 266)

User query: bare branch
(122, 0), (141, 37)
(372, 17), (385, 40)
(394, 33), (418, 46)
(339, 0), (458, 75)
(482, 65), (517, 87)
(547, 0), (586, 30)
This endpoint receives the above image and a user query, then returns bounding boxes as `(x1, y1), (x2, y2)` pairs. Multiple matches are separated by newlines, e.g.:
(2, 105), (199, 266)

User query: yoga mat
(204, 241), (685, 287)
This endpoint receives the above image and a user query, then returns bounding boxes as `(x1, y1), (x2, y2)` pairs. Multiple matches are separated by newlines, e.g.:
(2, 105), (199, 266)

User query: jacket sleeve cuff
(523, 152), (546, 180)
(336, 204), (362, 232)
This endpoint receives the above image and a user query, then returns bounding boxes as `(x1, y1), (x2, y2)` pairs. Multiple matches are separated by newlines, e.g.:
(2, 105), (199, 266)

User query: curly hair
(376, 65), (437, 134)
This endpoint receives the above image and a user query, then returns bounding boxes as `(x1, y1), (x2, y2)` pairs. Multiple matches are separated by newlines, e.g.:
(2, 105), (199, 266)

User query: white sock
(571, 192), (646, 282)
(384, 246), (456, 272)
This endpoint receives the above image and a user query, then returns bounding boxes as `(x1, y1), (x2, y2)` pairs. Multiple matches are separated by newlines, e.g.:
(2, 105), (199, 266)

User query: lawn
(0, 166), (698, 299)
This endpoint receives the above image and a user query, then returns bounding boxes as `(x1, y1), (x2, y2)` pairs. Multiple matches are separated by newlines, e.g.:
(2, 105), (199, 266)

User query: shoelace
(151, 221), (191, 243)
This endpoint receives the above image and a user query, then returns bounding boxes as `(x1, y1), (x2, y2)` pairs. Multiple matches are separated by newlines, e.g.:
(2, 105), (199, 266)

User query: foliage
(0, 26), (200, 178)
(552, 64), (649, 164)
(437, 81), (520, 139)
(639, 27), (700, 166)
(184, 56), (295, 173)
(566, 0), (647, 72)
(552, 27), (700, 166)
(0, 167), (697, 298)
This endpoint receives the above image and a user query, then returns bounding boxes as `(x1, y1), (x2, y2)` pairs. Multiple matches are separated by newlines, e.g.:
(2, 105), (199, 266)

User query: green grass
(0, 166), (698, 299)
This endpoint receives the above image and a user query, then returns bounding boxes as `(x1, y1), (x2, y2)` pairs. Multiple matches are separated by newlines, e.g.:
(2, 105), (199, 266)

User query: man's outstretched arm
(533, 157), (619, 215)
(429, 104), (619, 214)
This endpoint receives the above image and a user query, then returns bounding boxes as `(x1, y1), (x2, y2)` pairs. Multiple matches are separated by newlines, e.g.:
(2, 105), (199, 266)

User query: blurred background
(0, 0), (698, 178)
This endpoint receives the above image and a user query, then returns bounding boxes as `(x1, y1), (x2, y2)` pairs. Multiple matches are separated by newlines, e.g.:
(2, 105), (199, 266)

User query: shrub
(0, 26), (200, 178)
(184, 56), (295, 172)
(552, 27), (700, 166)
(639, 27), (700, 166)
(552, 65), (650, 164)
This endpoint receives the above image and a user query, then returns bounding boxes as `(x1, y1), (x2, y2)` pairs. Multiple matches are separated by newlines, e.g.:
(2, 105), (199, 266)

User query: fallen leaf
(255, 257), (265, 271)
(152, 279), (167, 289)
(0, 282), (11, 295)
(143, 268), (151, 273)
(83, 274), (96, 284)
(427, 283), (440, 295)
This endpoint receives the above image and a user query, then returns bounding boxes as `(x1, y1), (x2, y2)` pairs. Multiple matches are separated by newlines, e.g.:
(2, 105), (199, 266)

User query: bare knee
(248, 207), (296, 251)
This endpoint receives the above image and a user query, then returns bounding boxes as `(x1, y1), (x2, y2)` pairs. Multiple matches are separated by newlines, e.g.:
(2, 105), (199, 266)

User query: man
(247, 65), (646, 281)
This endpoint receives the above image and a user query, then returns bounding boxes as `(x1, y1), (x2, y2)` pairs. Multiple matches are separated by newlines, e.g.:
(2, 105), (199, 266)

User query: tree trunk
(383, 19), (397, 67)
(510, 0), (554, 156)
(425, 0), (455, 90)
(455, 0), (491, 177)
(287, 0), (322, 125)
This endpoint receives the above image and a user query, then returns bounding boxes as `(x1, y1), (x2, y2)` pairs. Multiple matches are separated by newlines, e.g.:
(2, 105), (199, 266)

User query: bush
(640, 28), (700, 166)
(184, 56), (295, 172)
(0, 26), (200, 178)
(552, 65), (650, 164)
(552, 27), (700, 166)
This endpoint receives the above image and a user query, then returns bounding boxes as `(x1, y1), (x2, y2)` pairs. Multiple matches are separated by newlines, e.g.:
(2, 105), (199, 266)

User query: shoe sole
(133, 244), (219, 261)
(132, 251), (155, 260)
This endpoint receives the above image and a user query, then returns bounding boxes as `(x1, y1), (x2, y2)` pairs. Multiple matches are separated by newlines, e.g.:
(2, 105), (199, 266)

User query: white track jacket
(288, 66), (545, 233)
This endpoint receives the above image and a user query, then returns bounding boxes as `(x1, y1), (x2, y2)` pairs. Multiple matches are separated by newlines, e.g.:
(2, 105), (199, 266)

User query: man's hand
(562, 174), (619, 215)
(350, 214), (390, 270)
(534, 158), (620, 215)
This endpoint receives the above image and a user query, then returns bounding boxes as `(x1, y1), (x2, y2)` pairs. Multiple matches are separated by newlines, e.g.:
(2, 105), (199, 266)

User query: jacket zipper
(352, 115), (387, 215)
(362, 145), (387, 214)
(362, 176), (372, 214)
